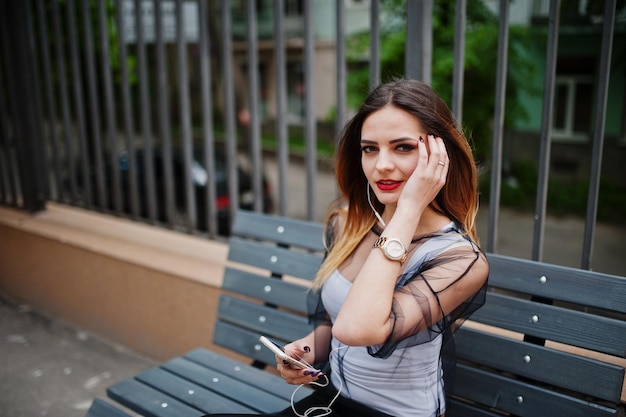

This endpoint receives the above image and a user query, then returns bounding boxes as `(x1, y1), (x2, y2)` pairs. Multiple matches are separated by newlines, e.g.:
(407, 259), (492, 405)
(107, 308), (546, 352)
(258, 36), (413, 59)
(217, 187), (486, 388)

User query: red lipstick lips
(376, 181), (402, 191)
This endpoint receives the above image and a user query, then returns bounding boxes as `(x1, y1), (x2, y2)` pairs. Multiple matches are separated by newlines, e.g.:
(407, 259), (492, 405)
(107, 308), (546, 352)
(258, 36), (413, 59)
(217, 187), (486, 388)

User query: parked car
(73, 146), (274, 235)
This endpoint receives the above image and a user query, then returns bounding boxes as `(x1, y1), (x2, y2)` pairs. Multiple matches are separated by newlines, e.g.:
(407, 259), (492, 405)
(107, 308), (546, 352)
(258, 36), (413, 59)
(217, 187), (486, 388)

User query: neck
(381, 204), (449, 235)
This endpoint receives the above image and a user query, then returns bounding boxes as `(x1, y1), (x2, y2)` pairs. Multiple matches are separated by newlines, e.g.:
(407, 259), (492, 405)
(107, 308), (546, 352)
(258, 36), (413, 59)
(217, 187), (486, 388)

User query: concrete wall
(0, 203), (245, 362)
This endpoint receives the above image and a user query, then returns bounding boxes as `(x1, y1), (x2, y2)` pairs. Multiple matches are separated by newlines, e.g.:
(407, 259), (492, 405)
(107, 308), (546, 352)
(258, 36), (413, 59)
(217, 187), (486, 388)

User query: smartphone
(258, 336), (317, 371)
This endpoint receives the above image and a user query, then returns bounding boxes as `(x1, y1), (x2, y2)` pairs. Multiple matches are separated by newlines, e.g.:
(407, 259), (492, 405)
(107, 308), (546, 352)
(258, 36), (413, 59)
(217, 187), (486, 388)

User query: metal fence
(0, 0), (620, 271)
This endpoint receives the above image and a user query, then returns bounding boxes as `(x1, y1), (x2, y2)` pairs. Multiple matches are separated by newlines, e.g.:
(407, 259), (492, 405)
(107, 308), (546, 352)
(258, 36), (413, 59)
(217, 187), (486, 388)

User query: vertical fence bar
(0, 48), (8, 203)
(134, 0), (157, 222)
(369, 0), (380, 91)
(99, 0), (122, 213)
(582, 0), (616, 270)
(81, 0), (107, 209)
(221, 0), (239, 229)
(405, 0), (432, 84)
(303, 0), (317, 221)
(116, 0), (140, 217)
(24, 0), (48, 210)
(525, 0), (562, 347)
(246, 0), (264, 213)
(274, 0), (289, 216)
(3, 1), (47, 211)
(35, 0), (62, 199)
(0, 84), (8, 204)
(198, 0), (218, 235)
(0, 4), (4, 203)
(0, 4), (23, 207)
(67, 0), (92, 207)
(154, 0), (175, 227)
(176, 0), (196, 229)
(452, 0), (466, 122)
(405, 0), (418, 80)
(335, 0), (346, 136)
(486, 0), (510, 253)
(532, 0), (561, 262)
(0, 4), (15, 205)
(0, 6), (15, 205)
(52, 0), (76, 203)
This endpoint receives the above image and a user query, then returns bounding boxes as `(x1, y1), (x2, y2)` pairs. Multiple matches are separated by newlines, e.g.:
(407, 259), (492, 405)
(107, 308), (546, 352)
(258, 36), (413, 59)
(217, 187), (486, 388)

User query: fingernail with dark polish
(283, 360), (289, 365)
(303, 371), (311, 376)
(303, 346), (311, 353)
(419, 136), (424, 143)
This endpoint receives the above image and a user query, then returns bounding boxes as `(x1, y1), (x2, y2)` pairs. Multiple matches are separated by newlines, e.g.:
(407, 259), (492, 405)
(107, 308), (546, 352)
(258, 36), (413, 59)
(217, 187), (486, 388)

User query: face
(360, 105), (428, 209)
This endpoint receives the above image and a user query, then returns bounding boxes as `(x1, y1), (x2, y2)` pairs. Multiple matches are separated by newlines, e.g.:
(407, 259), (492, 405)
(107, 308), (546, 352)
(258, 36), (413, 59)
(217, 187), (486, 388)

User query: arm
(370, 245), (488, 357)
(333, 135), (448, 346)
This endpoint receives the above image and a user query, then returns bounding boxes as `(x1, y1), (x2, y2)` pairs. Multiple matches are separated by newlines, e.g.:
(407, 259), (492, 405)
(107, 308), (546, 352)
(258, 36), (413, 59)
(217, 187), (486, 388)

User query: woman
(208, 79), (489, 417)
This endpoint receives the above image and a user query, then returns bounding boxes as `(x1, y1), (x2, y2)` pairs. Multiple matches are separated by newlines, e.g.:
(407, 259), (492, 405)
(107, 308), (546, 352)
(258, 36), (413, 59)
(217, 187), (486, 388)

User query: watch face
(386, 239), (405, 259)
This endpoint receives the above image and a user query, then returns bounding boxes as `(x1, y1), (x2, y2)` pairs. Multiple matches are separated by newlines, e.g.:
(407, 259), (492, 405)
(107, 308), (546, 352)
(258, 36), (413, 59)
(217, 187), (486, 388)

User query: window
(552, 75), (594, 142)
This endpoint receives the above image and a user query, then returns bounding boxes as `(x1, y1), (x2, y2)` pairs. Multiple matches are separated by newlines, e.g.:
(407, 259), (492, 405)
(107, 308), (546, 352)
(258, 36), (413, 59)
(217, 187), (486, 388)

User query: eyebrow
(360, 137), (419, 144)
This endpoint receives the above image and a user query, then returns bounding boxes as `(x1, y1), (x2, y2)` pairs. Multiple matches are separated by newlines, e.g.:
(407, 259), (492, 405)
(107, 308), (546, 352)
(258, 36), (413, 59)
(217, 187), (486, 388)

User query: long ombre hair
(313, 79), (480, 289)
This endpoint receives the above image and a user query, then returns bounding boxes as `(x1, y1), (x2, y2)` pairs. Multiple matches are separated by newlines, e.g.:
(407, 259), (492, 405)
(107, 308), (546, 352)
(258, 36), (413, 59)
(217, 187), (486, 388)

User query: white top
(317, 223), (485, 416)
(322, 269), (445, 417)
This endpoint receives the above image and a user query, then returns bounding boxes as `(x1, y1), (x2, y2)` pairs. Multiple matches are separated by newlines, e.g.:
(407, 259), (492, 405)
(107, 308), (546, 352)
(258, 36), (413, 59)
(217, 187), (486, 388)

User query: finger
(281, 367), (322, 385)
(291, 370), (323, 385)
(416, 135), (429, 168)
(427, 135), (443, 167)
(431, 136), (448, 170)
(436, 136), (448, 164)
(435, 137), (450, 181)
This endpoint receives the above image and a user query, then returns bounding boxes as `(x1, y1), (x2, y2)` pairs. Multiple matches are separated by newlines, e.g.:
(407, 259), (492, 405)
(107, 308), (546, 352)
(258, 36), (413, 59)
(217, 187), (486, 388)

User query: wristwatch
(372, 237), (408, 265)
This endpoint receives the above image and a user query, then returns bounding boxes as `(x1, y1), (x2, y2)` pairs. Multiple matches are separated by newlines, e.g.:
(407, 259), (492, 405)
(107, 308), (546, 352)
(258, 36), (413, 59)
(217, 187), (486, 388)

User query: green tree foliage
(346, 0), (541, 165)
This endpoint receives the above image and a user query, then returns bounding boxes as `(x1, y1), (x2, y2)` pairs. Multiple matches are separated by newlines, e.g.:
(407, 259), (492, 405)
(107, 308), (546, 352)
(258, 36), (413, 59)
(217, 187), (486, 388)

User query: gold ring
(438, 160), (445, 166)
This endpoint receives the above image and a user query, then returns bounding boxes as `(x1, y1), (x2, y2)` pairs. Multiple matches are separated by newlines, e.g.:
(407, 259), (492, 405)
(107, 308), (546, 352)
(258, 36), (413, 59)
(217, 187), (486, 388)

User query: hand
(397, 134), (448, 212)
(276, 341), (322, 385)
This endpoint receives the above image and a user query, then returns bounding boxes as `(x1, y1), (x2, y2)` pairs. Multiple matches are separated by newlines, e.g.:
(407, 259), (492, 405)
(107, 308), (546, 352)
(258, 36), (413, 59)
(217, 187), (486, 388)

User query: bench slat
(487, 254), (626, 313)
(222, 268), (311, 313)
(213, 321), (306, 367)
(161, 357), (287, 413)
(451, 363), (618, 417)
(184, 347), (312, 402)
(85, 399), (132, 417)
(136, 367), (254, 414)
(107, 379), (204, 417)
(231, 210), (325, 252)
(454, 327), (625, 402)
(217, 295), (313, 342)
(446, 399), (504, 417)
(228, 237), (323, 281)
(470, 292), (626, 357)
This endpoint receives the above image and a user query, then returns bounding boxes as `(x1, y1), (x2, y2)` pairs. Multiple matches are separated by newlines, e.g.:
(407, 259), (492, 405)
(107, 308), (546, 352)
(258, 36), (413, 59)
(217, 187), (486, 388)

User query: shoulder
(408, 226), (489, 278)
(323, 206), (347, 248)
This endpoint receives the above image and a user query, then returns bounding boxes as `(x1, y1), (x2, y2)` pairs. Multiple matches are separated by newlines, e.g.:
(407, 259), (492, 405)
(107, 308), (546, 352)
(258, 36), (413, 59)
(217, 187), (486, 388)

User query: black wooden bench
(85, 398), (132, 417)
(94, 210), (325, 416)
(89, 210), (626, 417)
(447, 255), (626, 417)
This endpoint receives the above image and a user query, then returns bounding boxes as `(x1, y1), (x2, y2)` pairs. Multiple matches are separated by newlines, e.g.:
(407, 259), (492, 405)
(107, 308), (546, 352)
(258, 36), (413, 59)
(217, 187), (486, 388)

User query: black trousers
(200, 382), (393, 417)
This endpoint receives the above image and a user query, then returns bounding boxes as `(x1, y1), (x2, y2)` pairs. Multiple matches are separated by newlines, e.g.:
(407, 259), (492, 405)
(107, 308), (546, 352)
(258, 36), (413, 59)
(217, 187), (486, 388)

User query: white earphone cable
(367, 185), (386, 227)
(290, 345), (349, 417)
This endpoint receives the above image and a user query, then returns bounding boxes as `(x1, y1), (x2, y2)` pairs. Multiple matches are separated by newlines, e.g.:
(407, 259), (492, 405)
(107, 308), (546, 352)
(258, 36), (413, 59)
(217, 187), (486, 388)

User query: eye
(396, 143), (417, 152)
(361, 145), (377, 154)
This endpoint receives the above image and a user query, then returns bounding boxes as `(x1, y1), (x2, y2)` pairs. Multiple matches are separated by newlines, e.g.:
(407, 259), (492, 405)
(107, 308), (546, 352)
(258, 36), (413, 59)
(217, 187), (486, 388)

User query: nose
(375, 149), (394, 172)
